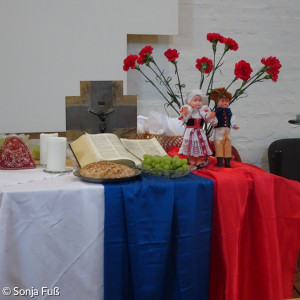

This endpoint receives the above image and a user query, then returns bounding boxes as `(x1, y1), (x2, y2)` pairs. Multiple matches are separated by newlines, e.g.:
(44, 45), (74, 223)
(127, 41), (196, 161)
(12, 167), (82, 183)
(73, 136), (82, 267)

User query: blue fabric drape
(104, 173), (214, 300)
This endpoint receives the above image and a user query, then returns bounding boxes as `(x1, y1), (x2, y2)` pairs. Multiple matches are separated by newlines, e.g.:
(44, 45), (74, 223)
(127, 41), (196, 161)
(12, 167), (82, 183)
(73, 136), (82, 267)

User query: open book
(69, 133), (167, 167)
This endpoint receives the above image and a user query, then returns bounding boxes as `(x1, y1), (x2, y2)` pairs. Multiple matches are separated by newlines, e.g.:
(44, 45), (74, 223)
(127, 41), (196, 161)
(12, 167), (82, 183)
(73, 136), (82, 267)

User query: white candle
(40, 133), (58, 165)
(46, 137), (67, 172)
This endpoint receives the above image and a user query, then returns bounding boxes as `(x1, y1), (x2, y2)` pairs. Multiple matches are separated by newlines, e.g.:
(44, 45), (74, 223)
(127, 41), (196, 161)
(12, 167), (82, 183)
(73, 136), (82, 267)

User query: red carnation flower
(207, 33), (225, 43)
(224, 37), (239, 51)
(195, 57), (214, 74)
(137, 45), (153, 65)
(234, 60), (253, 81)
(123, 54), (138, 71)
(261, 56), (282, 82)
(139, 45), (153, 58)
(164, 48), (179, 62)
(137, 56), (145, 65)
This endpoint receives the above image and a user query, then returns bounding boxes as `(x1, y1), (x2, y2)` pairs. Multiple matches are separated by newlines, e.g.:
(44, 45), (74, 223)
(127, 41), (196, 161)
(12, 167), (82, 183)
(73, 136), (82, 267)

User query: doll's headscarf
(185, 89), (205, 105)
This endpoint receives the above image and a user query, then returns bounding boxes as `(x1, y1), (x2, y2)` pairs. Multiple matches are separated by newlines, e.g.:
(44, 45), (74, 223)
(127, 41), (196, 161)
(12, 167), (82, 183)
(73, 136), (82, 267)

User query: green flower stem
(230, 68), (267, 105)
(241, 68), (265, 87)
(148, 63), (173, 95)
(199, 72), (205, 90)
(206, 48), (217, 99)
(136, 67), (179, 115)
(152, 60), (176, 95)
(206, 50), (226, 97)
(150, 59), (181, 109)
(206, 124), (214, 139)
(174, 62), (184, 106)
(225, 77), (238, 92)
(206, 48), (216, 107)
(209, 77), (239, 109)
(239, 69), (266, 91)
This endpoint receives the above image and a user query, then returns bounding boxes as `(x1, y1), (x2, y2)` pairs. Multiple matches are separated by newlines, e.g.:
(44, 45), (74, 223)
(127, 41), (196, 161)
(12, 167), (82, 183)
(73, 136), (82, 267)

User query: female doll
(178, 89), (217, 169)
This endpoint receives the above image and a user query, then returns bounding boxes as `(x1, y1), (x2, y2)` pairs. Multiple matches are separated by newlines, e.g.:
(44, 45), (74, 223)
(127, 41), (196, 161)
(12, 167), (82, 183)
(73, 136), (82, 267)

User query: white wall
(127, 0), (300, 171)
(0, 0), (178, 133)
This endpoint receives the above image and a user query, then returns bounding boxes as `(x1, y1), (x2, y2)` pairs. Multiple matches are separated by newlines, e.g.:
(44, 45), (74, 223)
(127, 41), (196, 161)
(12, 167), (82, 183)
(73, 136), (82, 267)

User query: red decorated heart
(0, 137), (36, 170)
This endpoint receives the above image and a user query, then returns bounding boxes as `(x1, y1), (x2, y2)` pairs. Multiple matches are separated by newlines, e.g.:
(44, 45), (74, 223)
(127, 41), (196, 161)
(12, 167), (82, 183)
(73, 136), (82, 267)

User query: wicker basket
(136, 132), (183, 152)
(136, 132), (241, 162)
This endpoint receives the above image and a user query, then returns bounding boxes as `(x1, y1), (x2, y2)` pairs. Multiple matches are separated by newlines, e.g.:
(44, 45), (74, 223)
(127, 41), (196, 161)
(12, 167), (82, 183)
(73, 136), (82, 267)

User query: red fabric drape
(168, 147), (300, 300)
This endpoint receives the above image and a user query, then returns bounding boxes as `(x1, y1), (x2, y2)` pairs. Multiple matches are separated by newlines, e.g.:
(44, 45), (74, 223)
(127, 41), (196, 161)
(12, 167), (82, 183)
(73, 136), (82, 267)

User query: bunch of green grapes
(141, 154), (188, 171)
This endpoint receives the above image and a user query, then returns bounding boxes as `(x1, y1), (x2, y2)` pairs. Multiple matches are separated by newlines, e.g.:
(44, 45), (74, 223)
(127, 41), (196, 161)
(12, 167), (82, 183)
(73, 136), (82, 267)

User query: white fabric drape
(0, 168), (105, 300)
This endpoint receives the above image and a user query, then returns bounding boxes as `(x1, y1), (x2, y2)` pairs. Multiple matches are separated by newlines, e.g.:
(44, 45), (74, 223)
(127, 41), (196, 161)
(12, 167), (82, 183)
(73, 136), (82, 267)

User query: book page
(69, 134), (100, 167)
(86, 133), (141, 165)
(120, 137), (167, 160)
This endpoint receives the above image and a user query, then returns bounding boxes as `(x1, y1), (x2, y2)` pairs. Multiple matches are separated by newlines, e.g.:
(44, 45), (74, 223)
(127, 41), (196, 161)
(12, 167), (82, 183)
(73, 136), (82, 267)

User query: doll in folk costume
(178, 89), (217, 169)
(210, 87), (239, 168)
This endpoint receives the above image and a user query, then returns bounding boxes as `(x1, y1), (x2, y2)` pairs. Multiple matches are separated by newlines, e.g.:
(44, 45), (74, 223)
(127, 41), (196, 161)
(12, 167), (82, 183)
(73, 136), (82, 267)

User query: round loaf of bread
(79, 161), (135, 178)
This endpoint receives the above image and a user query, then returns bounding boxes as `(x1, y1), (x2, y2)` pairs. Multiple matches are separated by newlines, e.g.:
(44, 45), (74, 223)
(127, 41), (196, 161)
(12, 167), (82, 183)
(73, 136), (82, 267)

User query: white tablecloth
(0, 167), (105, 300)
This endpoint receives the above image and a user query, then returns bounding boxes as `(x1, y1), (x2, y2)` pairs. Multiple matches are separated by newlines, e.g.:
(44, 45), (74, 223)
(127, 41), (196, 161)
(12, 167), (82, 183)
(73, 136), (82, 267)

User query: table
(1, 162), (300, 300)
(0, 167), (214, 300)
